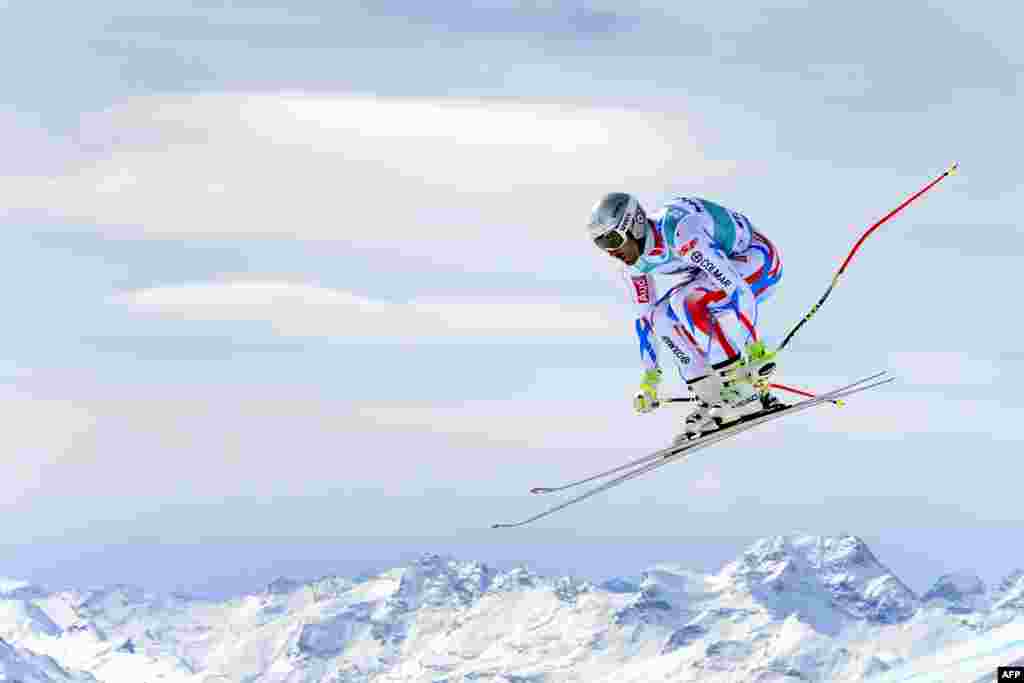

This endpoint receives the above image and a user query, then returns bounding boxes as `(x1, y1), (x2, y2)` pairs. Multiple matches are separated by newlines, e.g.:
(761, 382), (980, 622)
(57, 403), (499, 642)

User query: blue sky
(1, 1), (1022, 597)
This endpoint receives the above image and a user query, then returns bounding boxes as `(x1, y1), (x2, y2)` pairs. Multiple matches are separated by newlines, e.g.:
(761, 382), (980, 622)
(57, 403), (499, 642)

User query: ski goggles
(593, 227), (629, 251)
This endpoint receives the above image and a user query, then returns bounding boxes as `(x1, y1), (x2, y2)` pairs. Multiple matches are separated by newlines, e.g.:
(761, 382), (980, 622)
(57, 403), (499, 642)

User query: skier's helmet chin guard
(587, 192), (647, 251)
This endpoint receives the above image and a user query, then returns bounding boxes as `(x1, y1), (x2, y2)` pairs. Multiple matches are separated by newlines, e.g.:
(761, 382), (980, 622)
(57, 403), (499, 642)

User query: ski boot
(715, 368), (767, 424)
(716, 342), (784, 423)
(676, 343), (784, 442)
(676, 374), (726, 442)
(743, 340), (785, 411)
(742, 341), (779, 391)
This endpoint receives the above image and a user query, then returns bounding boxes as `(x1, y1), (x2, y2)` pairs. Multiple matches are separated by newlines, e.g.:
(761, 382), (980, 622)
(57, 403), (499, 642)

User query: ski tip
(530, 487), (553, 495)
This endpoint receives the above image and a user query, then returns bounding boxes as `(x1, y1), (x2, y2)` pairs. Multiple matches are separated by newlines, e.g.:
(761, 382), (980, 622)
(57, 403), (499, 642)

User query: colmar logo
(690, 251), (733, 289)
(631, 277), (651, 303)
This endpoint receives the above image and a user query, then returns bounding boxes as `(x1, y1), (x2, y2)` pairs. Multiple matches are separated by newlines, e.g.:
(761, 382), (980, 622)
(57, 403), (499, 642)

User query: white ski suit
(622, 197), (783, 382)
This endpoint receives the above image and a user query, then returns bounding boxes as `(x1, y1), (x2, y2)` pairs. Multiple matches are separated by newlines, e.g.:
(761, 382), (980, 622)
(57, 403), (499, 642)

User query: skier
(494, 168), (954, 528)
(587, 192), (783, 438)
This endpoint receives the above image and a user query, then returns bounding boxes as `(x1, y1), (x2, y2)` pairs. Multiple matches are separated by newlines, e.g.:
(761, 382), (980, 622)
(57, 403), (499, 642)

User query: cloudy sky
(1, 0), (1021, 597)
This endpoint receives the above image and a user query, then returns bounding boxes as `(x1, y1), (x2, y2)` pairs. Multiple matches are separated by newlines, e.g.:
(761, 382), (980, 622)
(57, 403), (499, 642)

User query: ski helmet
(587, 192), (647, 250)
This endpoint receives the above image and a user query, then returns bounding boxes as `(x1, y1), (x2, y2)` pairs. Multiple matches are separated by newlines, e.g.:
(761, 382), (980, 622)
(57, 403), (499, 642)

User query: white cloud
(886, 351), (1001, 386)
(0, 388), (96, 504)
(0, 94), (734, 267)
(0, 110), (78, 176)
(5, 368), (1021, 538)
(0, 387), (658, 506)
(109, 280), (624, 342)
(808, 391), (1021, 440)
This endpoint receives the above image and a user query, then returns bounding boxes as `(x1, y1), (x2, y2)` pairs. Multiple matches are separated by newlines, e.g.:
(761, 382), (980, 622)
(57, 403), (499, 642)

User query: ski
(492, 372), (893, 529)
(529, 371), (889, 496)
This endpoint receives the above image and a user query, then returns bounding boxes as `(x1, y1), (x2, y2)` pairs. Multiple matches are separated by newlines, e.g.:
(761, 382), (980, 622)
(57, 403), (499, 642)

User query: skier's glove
(633, 368), (663, 414)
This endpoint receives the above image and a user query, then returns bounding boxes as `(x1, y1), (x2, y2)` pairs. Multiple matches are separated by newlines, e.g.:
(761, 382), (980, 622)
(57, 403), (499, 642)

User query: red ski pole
(770, 382), (844, 406)
(776, 163), (959, 352)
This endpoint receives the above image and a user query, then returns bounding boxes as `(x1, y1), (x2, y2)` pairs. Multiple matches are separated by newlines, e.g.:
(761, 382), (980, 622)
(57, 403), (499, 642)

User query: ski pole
(769, 382), (844, 406)
(663, 382), (843, 406)
(776, 162), (959, 353)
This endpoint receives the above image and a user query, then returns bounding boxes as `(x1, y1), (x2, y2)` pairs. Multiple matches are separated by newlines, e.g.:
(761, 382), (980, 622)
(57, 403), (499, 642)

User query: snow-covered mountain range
(2, 534), (1022, 682)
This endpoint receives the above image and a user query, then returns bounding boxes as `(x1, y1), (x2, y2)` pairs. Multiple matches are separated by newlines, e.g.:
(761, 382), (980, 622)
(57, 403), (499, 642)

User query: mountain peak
(997, 570), (1024, 591)
(741, 534), (878, 567)
(411, 551), (448, 568)
(388, 554), (495, 610)
(405, 552), (488, 577)
(265, 576), (303, 595)
(993, 570), (1024, 611)
(491, 565), (545, 593)
(722, 534), (918, 624)
(3, 540), (1024, 682)
(77, 584), (150, 613)
(922, 571), (987, 612)
(0, 578), (31, 595)
(0, 578), (46, 600)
